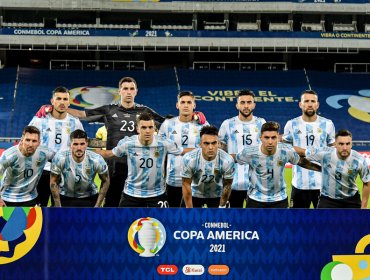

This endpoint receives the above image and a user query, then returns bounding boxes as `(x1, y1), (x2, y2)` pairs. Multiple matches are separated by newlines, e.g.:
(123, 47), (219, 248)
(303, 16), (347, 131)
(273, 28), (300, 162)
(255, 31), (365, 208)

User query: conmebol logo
(182, 264), (205, 275)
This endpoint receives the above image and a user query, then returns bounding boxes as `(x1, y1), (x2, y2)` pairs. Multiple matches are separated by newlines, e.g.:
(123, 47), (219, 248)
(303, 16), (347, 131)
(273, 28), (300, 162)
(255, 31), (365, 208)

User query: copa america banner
(1, 208), (370, 279)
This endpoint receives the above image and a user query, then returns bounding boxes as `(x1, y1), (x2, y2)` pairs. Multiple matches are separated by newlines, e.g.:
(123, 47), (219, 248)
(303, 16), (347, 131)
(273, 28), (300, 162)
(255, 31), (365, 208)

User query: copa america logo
(127, 217), (166, 257)
(69, 86), (120, 109)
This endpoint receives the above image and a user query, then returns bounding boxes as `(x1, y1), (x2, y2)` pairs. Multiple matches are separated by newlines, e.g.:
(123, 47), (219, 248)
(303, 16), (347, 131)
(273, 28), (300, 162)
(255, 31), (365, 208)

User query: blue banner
(1, 208), (370, 279)
(1, 28), (370, 39)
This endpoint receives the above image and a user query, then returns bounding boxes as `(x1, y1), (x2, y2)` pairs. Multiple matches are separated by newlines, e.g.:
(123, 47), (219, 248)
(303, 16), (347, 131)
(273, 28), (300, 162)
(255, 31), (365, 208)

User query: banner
(2, 28), (370, 40)
(1, 208), (370, 279)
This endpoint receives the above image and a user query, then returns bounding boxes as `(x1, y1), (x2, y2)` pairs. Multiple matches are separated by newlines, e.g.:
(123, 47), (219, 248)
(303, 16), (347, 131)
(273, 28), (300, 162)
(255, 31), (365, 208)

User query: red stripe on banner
(0, 149), (4, 156)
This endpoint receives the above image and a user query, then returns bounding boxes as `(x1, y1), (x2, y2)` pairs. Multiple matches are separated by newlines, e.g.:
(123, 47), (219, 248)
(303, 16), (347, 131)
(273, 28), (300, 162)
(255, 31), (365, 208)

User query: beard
(239, 109), (254, 119)
(303, 109), (316, 117)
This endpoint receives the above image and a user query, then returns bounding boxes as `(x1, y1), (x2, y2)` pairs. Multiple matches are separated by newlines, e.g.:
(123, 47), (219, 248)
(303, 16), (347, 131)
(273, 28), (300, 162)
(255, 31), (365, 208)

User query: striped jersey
(29, 114), (84, 171)
(219, 116), (266, 191)
(236, 143), (300, 202)
(283, 116), (335, 190)
(181, 149), (235, 198)
(305, 147), (370, 199)
(51, 150), (108, 198)
(112, 135), (183, 198)
(158, 117), (208, 187)
(0, 145), (54, 202)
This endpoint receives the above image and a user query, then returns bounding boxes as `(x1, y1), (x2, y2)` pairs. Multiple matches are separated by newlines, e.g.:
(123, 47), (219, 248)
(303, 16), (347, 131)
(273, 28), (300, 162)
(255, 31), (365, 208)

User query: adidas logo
(171, 131), (177, 134)
(46, 128), (52, 132)
(234, 130), (239, 134)
(112, 113), (118, 118)
(297, 130), (302, 134)
(133, 152), (138, 156)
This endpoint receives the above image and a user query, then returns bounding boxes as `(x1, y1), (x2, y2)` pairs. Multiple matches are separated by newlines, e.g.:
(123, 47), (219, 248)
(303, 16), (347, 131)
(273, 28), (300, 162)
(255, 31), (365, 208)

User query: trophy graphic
(137, 220), (157, 257)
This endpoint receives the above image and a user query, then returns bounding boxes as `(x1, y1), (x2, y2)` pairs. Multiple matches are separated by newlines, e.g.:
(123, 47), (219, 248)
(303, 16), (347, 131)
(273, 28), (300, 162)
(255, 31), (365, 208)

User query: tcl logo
(157, 265), (178, 275)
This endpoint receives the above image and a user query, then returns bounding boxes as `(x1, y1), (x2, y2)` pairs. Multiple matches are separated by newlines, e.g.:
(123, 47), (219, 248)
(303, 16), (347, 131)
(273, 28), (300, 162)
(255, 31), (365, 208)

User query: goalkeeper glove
(35, 105), (53, 118)
(192, 111), (207, 125)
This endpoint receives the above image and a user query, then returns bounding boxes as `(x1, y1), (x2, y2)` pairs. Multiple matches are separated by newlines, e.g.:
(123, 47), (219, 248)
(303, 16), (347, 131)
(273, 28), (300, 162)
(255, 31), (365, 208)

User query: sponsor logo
(0, 207), (43, 265)
(182, 264), (205, 275)
(208, 265), (230, 276)
(157, 265), (178, 275)
(326, 90), (370, 123)
(127, 217), (166, 257)
(70, 86), (119, 109)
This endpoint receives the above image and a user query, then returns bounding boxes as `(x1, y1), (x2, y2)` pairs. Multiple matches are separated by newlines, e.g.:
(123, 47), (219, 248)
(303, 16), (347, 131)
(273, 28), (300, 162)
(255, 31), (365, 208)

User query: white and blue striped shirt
(283, 116), (335, 190)
(29, 114), (84, 171)
(236, 143), (300, 202)
(219, 116), (266, 191)
(51, 150), (108, 198)
(158, 117), (208, 187)
(0, 145), (54, 202)
(306, 147), (370, 199)
(112, 135), (183, 198)
(181, 149), (235, 198)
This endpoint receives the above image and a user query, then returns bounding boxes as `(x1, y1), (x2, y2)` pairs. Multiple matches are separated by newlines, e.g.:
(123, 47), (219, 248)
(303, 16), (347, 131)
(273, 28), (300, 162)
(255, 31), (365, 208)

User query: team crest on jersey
(36, 159), (42, 167)
(85, 166), (91, 175)
(348, 169), (353, 175)
(214, 169), (220, 175)
(255, 127), (259, 133)
(154, 149), (160, 158)
(193, 127), (198, 134)
(317, 128), (323, 134)
(66, 127), (71, 134)
(278, 160), (283, 166)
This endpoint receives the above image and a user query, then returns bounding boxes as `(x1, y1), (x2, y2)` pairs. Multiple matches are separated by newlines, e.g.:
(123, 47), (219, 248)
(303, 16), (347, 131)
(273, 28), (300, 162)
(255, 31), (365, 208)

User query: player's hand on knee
(0, 198), (6, 207)
(35, 105), (53, 118)
(192, 111), (207, 125)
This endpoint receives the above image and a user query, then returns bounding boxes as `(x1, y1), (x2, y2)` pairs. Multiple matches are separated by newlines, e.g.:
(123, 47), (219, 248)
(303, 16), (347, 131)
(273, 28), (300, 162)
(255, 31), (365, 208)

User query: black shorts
(119, 193), (169, 208)
(317, 192), (361, 209)
(246, 197), (288, 208)
(192, 197), (221, 208)
(228, 190), (247, 208)
(290, 186), (320, 208)
(166, 184), (183, 208)
(60, 194), (99, 207)
(3, 197), (40, 207)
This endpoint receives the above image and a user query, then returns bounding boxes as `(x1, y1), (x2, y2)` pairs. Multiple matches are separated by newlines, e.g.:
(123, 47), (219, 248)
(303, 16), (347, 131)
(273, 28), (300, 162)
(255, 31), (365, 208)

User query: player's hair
(177, 91), (195, 101)
(118, 77), (137, 89)
(237, 89), (255, 100)
(335, 129), (352, 139)
(22, 125), (40, 137)
(52, 86), (69, 97)
(200, 125), (219, 138)
(70, 129), (88, 141)
(301, 89), (318, 99)
(137, 112), (154, 123)
(261, 121), (280, 134)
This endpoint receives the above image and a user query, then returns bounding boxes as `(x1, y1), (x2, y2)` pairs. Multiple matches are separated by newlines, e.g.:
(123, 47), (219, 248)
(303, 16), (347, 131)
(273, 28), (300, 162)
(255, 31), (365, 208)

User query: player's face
(137, 120), (155, 143)
(260, 131), (279, 154)
(200, 134), (218, 160)
(71, 138), (87, 159)
(236, 95), (255, 119)
(335, 136), (352, 159)
(20, 133), (40, 157)
(51, 92), (70, 113)
(299, 93), (319, 117)
(119, 82), (137, 104)
(176, 96), (195, 117)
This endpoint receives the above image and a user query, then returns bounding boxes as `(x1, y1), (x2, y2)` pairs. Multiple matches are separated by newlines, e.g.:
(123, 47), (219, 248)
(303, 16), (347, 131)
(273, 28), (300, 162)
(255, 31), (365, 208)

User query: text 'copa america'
(173, 230), (259, 240)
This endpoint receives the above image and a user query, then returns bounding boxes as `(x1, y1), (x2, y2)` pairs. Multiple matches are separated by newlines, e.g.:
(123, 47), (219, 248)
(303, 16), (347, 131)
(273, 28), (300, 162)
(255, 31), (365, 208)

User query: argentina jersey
(158, 117), (207, 187)
(112, 135), (183, 198)
(51, 150), (108, 198)
(29, 114), (84, 170)
(181, 149), (235, 198)
(219, 116), (266, 191)
(236, 143), (300, 202)
(0, 145), (54, 202)
(283, 116), (335, 190)
(306, 147), (370, 199)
